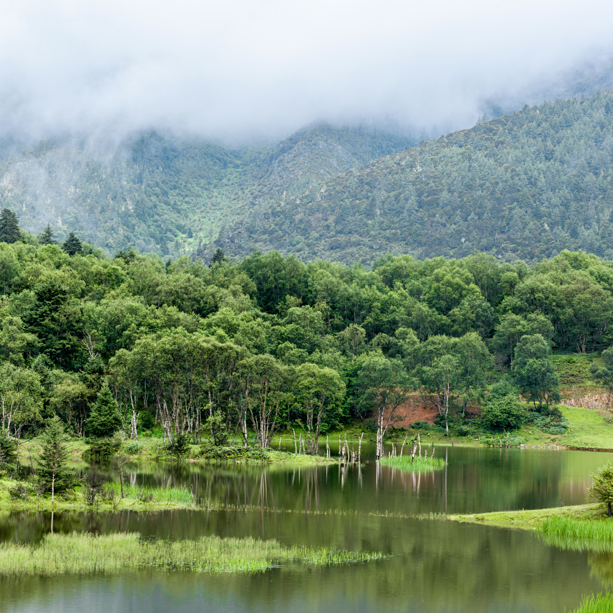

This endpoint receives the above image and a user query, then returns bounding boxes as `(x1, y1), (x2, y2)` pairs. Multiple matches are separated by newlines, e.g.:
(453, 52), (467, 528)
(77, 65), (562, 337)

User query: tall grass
(0, 532), (384, 577)
(538, 515), (613, 553)
(570, 593), (613, 613)
(539, 516), (613, 542)
(380, 456), (446, 472)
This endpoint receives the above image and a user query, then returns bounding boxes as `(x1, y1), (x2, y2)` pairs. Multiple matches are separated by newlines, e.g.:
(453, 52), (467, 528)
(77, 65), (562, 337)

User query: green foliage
(86, 384), (121, 439)
(214, 91), (613, 266)
(166, 433), (190, 460)
(0, 433), (17, 474)
(0, 209), (21, 245)
(62, 232), (83, 256)
(482, 393), (527, 431)
(570, 593), (613, 613)
(86, 435), (122, 461)
(590, 463), (613, 516)
(38, 224), (57, 246)
(36, 416), (74, 500)
(514, 335), (560, 408)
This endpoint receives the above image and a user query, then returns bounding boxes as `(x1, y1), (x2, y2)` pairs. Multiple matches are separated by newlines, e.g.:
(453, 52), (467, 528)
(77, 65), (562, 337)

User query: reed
(570, 593), (613, 613)
(379, 456), (446, 472)
(0, 532), (383, 577)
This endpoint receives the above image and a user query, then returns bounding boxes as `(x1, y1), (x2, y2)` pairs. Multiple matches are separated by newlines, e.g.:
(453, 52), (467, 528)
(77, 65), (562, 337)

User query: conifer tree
(210, 248), (226, 266)
(0, 432), (17, 474)
(38, 224), (57, 245)
(37, 416), (73, 503)
(0, 208), (21, 244)
(86, 384), (121, 439)
(62, 232), (82, 256)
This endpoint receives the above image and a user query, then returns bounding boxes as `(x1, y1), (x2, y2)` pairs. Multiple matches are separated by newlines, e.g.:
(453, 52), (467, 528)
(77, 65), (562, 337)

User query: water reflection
(0, 447), (610, 613)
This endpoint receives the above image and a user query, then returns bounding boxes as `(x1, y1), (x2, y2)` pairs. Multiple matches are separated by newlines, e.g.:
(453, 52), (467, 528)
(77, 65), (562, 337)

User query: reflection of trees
(0, 523), (600, 613)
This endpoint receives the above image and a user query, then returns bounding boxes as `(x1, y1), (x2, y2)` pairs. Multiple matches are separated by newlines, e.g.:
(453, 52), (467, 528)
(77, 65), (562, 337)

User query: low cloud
(2, 0), (613, 143)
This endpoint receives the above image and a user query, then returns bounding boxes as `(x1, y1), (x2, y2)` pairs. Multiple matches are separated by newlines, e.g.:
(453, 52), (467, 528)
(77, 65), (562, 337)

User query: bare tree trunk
(358, 432), (364, 464)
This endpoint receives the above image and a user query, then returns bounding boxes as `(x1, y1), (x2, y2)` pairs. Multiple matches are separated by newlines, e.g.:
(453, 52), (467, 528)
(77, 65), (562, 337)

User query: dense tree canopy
(0, 221), (611, 444)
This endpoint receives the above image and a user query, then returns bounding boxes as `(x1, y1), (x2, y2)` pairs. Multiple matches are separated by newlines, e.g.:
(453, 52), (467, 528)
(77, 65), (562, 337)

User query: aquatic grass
(569, 593), (613, 613)
(379, 456), (446, 472)
(537, 515), (613, 552)
(539, 516), (613, 542)
(0, 532), (383, 577)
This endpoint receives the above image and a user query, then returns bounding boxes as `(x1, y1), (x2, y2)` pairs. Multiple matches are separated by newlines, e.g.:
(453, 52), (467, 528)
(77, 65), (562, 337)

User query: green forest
(1, 204), (612, 458)
(216, 90), (613, 264)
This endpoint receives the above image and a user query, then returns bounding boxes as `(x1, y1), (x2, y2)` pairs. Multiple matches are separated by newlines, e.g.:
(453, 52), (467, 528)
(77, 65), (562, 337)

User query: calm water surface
(0, 445), (610, 613)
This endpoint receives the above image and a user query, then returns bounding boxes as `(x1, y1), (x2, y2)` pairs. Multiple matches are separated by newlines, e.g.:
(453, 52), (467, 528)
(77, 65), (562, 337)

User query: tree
(482, 381), (527, 431)
(0, 432), (17, 474)
(240, 354), (288, 448)
(589, 463), (613, 517)
(422, 354), (460, 436)
(38, 224), (57, 245)
(513, 334), (560, 410)
(590, 347), (613, 406)
(37, 416), (73, 503)
(86, 383), (121, 438)
(0, 209), (21, 244)
(210, 248), (226, 266)
(295, 363), (345, 454)
(62, 232), (83, 256)
(0, 362), (43, 439)
(357, 355), (413, 460)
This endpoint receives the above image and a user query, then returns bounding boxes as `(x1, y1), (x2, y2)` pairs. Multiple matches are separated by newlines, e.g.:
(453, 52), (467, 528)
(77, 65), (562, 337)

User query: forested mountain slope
(0, 124), (415, 258)
(213, 90), (613, 264)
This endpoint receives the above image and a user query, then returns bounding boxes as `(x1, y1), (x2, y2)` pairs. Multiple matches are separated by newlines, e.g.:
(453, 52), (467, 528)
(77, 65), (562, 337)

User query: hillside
(0, 124), (415, 258)
(213, 90), (613, 264)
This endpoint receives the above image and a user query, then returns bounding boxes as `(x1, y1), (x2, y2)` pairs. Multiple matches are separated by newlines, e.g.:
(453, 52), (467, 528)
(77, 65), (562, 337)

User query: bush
(526, 411), (569, 435)
(410, 421), (435, 431)
(83, 467), (108, 506)
(199, 442), (270, 462)
(482, 394), (527, 431)
(589, 463), (613, 516)
(124, 441), (143, 455)
(166, 433), (190, 461)
(9, 483), (30, 501)
(86, 434), (122, 461)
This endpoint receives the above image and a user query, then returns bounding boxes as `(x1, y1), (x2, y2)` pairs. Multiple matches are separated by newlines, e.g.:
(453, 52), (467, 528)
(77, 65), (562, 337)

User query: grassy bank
(0, 532), (383, 577)
(379, 456), (446, 472)
(447, 503), (602, 531)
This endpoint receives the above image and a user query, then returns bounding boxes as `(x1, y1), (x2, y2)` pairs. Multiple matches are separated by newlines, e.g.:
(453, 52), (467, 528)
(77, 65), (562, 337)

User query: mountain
(212, 90), (613, 264)
(0, 124), (416, 257)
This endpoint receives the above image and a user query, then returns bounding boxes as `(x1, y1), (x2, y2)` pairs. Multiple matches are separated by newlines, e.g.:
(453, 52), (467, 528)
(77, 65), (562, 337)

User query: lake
(0, 445), (609, 613)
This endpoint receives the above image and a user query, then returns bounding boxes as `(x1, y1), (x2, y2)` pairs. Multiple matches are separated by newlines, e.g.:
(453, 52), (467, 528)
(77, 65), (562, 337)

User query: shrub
(166, 433), (190, 461)
(410, 421), (435, 431)
(9, 483), (30, 501)
(124, 441), (143, 455)
(482, 394), (527, 431)
(589, 463), (613, 517)
(204, 411), (228, 446)
(83, 467), (108, 506)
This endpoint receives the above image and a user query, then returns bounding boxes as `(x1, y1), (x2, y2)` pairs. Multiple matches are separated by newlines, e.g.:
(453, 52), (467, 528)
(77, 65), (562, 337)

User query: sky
(2, 0), (613, 143)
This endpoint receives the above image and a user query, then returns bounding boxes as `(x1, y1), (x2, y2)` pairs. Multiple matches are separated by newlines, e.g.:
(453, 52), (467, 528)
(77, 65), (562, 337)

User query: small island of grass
(380, 455), (446, 472)
(0, 532), (384, 577)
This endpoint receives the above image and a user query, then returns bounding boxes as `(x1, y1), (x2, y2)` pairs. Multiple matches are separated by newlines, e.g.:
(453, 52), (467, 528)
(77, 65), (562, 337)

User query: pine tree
(39, 224), (57, 245)
(86, 384), (121, 439)
(0, 208), (21, 244)
(37, 416), (73, 503)
(0, 432), (17, 474)
(62, 232), (82, 256)
(211, 248), (226, 266)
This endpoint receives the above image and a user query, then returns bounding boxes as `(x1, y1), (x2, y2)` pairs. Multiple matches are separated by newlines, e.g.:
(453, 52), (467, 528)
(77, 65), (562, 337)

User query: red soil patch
(382, 393), (481, 429)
